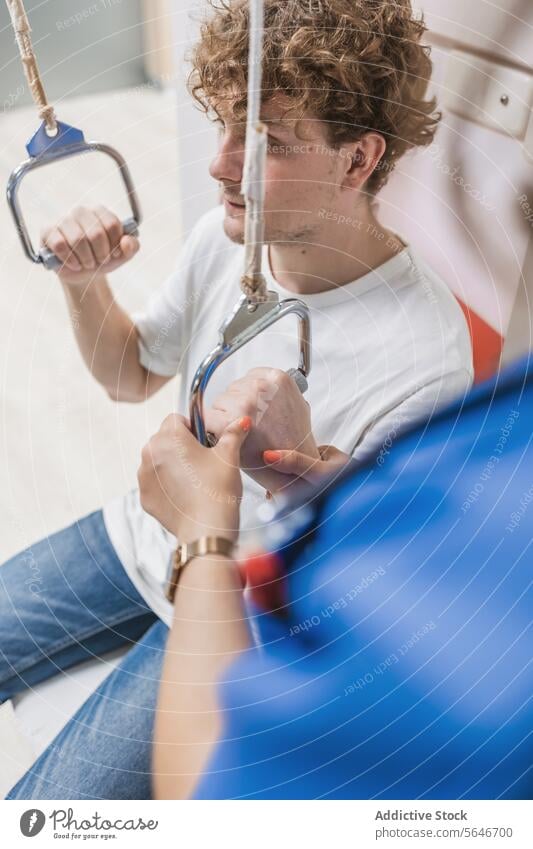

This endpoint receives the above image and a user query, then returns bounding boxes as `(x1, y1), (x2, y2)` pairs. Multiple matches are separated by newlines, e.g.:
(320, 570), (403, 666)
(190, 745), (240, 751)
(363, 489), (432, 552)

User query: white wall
(428, 0), (533, 359)
(0, 0), (146, 106)
(171, 0), (219, 233)
(382, 0), (533, 351)
(414, 0), (533, 70)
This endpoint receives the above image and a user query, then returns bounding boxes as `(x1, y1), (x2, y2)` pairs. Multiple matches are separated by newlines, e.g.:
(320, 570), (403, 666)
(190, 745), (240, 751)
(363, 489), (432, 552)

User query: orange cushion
(456, 298), (504, 383)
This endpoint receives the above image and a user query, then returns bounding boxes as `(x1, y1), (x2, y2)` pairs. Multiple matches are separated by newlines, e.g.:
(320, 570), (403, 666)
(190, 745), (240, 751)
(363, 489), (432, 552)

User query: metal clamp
(6, 120), (142, 269)
(189, 291), (312, 446)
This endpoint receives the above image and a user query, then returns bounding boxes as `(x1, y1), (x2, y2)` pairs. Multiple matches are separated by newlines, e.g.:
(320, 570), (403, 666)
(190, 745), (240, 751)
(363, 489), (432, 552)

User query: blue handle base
(26, 121), (86, 159)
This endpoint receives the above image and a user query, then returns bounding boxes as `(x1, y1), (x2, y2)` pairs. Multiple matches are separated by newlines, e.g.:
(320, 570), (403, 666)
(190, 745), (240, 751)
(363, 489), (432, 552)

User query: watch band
(165, 536), (236, 603)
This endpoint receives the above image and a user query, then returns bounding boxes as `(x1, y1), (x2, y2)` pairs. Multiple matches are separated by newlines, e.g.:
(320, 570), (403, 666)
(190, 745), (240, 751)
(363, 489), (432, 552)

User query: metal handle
(189, 292), (312, 446)
(286, 366), (309, 394)
(6, 120), (142, 268)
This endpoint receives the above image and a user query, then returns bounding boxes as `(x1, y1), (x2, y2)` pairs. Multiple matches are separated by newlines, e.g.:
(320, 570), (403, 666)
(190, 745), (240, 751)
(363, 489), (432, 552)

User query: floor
(0, 86), (184, 796)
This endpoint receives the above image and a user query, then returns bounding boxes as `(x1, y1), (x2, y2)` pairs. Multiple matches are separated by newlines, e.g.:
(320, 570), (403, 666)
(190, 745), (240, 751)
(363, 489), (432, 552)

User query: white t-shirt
(103, 204), (473, 625)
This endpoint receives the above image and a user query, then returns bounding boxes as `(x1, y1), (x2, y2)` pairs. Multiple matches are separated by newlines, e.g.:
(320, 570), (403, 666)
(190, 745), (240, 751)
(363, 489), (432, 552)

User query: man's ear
(343, 132), (387, 190)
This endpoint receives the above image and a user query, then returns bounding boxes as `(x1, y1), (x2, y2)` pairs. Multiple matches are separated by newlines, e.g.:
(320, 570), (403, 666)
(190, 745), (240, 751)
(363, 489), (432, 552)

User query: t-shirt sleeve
(132, 218), (208, 378)
(351, 368), (472, 464)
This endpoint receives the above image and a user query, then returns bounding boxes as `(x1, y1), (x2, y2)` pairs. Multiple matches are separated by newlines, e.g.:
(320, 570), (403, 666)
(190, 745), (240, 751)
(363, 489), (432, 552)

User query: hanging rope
(6, 0), (57, 134)
(240, 0), (268, 303)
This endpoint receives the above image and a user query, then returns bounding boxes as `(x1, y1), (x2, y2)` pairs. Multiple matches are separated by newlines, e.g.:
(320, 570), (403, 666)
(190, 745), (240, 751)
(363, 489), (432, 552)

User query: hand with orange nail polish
(262, 443), (351, 495)
(137, 413), (252, 543)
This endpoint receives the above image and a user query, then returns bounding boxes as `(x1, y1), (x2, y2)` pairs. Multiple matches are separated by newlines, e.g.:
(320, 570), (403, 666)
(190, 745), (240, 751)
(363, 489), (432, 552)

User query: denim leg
(7, 619), (169, 800)
(0, 510), (157, 700)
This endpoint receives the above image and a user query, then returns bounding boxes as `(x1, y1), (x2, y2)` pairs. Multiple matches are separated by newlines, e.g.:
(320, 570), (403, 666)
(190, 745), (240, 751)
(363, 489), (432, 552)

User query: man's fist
(41, 205), (139, 286)
(205, 367), (320, 493)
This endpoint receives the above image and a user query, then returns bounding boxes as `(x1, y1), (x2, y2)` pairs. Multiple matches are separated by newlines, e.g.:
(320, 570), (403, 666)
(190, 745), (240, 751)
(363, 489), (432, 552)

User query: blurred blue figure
(195, 355), (532, 799)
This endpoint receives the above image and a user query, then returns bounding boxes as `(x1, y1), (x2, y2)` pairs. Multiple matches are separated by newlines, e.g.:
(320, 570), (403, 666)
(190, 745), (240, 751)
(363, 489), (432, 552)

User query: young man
(3, 0), (472, 799)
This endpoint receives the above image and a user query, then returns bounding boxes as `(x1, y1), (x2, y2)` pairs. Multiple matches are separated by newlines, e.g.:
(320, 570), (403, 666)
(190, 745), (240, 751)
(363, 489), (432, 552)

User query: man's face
(209, 96), (350, 246)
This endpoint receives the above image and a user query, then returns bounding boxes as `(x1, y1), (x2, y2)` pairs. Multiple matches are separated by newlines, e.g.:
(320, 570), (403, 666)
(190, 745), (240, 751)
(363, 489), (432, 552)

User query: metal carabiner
(6, 120), (142, 270)
(189, 290), (312, 446)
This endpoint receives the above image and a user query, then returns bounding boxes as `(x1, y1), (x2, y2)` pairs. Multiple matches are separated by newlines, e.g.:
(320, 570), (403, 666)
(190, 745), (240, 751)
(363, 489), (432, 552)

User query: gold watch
(165, 536), (236, 603)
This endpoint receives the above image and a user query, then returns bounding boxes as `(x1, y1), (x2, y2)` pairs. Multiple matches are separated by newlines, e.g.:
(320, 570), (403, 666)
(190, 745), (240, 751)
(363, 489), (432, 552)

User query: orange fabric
(241, 551), (287, 612)
(456, 299), (504, 384)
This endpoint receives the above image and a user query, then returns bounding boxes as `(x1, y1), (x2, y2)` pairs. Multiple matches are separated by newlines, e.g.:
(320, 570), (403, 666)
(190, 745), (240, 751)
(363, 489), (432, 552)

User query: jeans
(0, 510), (168, 800)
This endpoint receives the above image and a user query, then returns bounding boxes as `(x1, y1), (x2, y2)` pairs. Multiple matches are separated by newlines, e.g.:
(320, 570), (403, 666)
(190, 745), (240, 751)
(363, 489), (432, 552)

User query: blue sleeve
(194, 359), (533, 799)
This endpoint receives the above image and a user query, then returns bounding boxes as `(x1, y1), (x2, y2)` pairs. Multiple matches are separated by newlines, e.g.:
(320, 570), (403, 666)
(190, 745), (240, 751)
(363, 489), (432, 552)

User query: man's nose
(209, 130), (245, 186)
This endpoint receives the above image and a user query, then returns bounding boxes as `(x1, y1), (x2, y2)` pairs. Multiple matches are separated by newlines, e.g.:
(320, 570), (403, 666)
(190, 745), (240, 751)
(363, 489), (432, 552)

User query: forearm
(153, 553), (251, 800)
(61, 275), (150, 402)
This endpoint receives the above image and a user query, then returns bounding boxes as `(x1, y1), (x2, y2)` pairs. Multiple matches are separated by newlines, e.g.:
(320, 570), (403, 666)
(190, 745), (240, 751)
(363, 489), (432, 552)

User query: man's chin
(222, 216), (245, 245)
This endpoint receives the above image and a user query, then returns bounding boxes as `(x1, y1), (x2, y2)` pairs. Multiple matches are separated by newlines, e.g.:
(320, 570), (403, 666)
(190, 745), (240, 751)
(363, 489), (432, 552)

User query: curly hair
(187, 0), (440, 193)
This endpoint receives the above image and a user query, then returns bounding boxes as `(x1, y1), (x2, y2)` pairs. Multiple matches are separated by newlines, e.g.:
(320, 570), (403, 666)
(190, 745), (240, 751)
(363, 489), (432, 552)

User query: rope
(6, 0), (57, 134)
(240, 0), (268, 303)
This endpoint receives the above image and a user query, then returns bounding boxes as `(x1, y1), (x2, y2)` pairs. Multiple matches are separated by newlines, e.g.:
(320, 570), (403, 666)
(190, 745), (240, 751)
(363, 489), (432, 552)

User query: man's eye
(215, 120), (279, 150)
